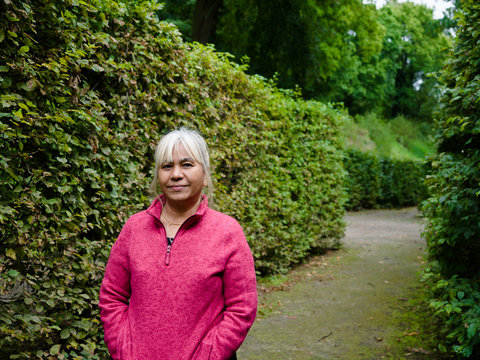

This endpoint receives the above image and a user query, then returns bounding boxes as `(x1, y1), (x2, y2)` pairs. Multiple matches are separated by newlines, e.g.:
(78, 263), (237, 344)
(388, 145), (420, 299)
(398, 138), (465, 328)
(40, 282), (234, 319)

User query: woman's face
(158, 143), (207, 210)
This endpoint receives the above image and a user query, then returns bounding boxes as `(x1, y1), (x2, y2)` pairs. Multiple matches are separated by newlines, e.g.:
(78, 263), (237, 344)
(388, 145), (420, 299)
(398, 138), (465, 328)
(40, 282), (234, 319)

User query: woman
(99, 128), (257, 360)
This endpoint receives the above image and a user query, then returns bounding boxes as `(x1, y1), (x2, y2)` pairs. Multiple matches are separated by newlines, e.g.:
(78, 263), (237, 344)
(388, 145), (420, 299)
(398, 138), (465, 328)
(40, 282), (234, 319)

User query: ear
(203, 173), (208, 187)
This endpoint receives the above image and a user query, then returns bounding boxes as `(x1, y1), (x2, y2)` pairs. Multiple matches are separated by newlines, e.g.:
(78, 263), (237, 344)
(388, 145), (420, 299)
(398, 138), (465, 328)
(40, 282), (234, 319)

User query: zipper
(162, 215), (196, 266)
(164, 237), (174, 266)
(165, 243), (172, 265)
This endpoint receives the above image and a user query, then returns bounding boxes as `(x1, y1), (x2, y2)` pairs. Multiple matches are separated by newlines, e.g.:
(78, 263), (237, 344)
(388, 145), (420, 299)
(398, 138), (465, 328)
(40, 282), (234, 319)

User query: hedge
(0, 0), (346, 358)
(421, 0), (480, 357)
(343, 149), (428, 210)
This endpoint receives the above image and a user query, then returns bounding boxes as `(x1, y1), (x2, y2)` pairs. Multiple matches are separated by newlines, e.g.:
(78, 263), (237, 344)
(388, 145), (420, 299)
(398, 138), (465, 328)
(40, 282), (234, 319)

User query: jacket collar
(146, 194), (209, 224)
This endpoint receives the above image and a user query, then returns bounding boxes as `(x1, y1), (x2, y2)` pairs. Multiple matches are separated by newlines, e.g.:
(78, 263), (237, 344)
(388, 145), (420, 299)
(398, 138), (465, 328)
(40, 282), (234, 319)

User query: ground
(238, 208), (451, 360)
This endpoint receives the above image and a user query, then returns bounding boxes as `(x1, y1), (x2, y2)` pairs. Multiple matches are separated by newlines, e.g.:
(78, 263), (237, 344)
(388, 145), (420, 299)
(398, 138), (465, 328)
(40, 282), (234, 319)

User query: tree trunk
(192, 0), (223, 43)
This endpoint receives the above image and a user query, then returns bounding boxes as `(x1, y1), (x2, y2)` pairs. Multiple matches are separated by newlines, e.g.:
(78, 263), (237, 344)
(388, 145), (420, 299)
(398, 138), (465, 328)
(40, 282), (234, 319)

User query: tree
(156, 0), (223, 43)
(215, 0), (384, 99)
(157, 0), (448, 120)
(376, 1), (450, 120)
(156, 0), (196, 41)
(191, 0), (223, 43)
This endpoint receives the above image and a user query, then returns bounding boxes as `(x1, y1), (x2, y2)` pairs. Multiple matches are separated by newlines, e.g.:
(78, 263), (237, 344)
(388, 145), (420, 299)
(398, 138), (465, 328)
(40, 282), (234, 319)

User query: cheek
(157, 171), (168, 186)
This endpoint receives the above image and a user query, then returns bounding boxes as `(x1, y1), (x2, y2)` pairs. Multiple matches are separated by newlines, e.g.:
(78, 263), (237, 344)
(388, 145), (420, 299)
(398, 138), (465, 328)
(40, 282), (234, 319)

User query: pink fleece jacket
(99, 195), (257, 360)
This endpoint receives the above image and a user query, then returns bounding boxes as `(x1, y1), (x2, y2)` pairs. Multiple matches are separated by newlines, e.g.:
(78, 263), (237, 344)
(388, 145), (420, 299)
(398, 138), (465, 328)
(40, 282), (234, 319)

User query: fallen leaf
(407, 347), (431, 354)
(404, 331), (420, 336)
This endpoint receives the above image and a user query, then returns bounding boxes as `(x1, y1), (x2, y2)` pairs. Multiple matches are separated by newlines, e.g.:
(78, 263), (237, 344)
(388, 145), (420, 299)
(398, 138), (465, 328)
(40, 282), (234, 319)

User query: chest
(127, 227), (226, 297)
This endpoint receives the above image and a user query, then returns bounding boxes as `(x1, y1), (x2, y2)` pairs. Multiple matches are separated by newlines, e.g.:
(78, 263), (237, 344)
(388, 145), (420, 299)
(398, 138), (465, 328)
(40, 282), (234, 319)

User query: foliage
(347, 113), (435, 160)
(215, 0), (384, 100)
(423, 272), (480, 358)
(343, 149), (427, 211)
(181, 46), (348, 273)
(375, 1), (450, 121)
(156, 0), (196, 40)
(0, 0), (346, 358)
(157, 0), (450, 121)
(422, 0), (480, 357)
(343, 150), (381, 210)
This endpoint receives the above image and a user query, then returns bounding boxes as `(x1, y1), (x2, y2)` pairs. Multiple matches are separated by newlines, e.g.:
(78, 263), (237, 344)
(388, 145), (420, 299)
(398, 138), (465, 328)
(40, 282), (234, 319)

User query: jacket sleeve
(198, 223), (258, 360)
(98, 221), (132, 360)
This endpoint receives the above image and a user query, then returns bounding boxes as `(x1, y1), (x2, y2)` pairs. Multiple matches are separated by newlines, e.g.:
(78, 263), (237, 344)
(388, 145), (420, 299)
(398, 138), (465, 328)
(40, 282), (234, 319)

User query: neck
(162, 196), (202, 222)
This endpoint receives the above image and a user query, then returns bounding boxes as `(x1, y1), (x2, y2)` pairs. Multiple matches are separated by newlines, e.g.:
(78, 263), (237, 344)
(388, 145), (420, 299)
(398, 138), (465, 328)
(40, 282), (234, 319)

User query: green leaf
(91, 64), (104, 72)
(6, 248), (16, 260)
(24, 297), (33, 305)
(18, 103), (29, 110)
(466, 323), (477, 339)
(7, 269), (20, 278)
(50, 344), (61, 355)
(19, 45), (30, 53)
(60, 328), (70, 339)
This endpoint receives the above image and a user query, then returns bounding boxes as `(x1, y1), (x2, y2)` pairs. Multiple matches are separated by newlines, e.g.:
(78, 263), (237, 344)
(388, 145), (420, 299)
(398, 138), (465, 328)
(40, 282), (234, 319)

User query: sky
(373, 0), (453, 19)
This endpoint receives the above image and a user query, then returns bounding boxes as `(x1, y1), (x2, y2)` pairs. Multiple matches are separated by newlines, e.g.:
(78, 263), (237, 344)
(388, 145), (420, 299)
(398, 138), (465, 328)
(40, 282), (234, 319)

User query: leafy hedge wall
(0, 0), (346, 358)
(343, 149), (427, 210)
(422, 0), (480, 357)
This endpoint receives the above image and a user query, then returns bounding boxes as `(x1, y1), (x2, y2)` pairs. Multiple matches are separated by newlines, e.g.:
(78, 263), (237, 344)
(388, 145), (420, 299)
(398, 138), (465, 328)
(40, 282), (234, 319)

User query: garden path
(238, 208), (444, 360)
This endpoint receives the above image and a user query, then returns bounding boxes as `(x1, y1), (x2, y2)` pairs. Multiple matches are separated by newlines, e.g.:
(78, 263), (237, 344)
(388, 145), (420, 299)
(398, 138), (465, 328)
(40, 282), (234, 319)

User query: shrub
(343, 149), (427, 210)
(0, 0), (346, 358)
(343, 149), (381, 210)
(423, 272), (480, 358)
(422, 0), (480, 357)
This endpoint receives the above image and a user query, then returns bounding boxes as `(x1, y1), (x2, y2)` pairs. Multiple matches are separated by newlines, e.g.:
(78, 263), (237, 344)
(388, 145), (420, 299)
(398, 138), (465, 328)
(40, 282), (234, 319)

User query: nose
(171, 164), (183, 179)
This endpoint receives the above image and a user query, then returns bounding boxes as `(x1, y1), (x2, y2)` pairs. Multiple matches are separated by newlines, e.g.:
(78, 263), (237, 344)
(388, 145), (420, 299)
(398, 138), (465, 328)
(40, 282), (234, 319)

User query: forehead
(161, 142), (198, 163)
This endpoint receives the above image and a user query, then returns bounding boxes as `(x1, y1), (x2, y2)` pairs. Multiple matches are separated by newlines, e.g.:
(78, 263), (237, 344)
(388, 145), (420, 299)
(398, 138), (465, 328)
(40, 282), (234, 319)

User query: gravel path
(238, 208), (442, 360)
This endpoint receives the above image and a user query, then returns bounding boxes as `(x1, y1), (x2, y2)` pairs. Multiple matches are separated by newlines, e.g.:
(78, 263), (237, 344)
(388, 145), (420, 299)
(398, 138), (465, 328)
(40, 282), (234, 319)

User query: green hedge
(343, 149), (427, 210)
(0, 1), (346, 358)
(422, 0), (480, 357)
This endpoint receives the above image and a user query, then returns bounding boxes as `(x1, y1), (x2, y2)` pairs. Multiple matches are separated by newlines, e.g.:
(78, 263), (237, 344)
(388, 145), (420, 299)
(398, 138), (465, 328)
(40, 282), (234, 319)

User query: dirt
(238, 208), (448, 360)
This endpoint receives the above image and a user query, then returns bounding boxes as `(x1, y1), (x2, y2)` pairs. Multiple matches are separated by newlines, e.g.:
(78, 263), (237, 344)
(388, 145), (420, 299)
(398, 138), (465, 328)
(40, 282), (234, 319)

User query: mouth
(169, 185), (188, 191)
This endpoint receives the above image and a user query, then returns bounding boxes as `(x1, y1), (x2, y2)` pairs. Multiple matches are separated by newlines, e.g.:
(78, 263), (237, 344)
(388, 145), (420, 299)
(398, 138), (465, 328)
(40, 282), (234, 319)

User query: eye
(161, 163), (172, 169)
(182, 162), (194, 168)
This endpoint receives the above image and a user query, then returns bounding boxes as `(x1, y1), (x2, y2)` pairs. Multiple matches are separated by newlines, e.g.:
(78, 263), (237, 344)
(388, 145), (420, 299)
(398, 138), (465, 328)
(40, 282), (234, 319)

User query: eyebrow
(162, 157), (196, 164)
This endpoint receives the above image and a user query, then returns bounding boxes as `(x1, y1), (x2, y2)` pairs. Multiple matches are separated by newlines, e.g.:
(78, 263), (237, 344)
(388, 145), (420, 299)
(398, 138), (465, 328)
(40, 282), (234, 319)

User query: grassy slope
(342, 112), (435, 161)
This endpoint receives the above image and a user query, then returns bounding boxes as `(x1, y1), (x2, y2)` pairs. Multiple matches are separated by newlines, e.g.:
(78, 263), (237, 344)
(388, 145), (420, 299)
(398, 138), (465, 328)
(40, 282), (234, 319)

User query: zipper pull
(165, 244), (171, 266)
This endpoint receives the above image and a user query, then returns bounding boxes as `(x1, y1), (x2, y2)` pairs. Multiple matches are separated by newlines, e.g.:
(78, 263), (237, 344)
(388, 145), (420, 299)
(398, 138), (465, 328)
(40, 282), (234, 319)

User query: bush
(423, 272), (480, 358)
(422, 0), (480, 357)
(343, 149), (381, 210)
(343, 149), (427, 210)
(0, 1), (346, 358)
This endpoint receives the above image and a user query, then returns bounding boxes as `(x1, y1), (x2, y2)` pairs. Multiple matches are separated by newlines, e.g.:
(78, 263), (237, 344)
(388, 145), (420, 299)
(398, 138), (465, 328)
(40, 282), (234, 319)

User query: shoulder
(125, 209), (154, 225)
(205, 208), (242, 227)
(117, 209), (155, 237)
(202, 208), (246, 240)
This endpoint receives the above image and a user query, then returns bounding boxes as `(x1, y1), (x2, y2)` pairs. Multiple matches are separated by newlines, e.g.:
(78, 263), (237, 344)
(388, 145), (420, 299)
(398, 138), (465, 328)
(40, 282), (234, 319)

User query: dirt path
(238, 208), (443, 360)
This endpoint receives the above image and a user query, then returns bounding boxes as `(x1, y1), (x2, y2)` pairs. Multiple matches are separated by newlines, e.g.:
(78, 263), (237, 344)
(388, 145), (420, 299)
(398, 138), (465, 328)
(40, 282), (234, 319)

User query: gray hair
(150, 127), (213, 198)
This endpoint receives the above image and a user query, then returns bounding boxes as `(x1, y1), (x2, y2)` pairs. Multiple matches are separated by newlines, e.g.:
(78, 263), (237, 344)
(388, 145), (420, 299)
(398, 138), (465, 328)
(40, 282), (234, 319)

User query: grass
(383, 284), (453, 359)
(342, 112), (435, 161)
